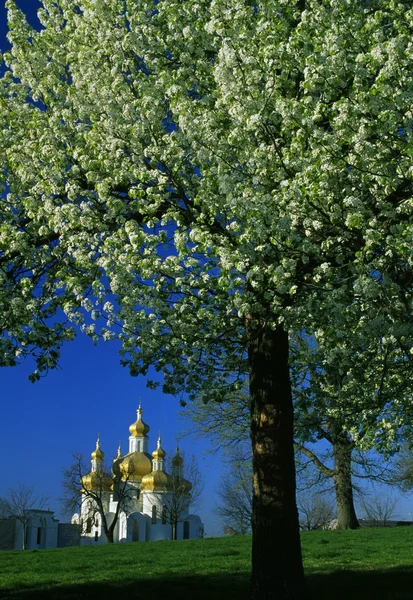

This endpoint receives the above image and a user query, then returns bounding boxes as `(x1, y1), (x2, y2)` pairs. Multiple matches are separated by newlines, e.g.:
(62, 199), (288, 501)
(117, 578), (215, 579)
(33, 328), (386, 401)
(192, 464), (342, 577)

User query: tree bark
(248, 324), (307, 600)
(332, 438), (359, 530)
(103, 520), (114, 543)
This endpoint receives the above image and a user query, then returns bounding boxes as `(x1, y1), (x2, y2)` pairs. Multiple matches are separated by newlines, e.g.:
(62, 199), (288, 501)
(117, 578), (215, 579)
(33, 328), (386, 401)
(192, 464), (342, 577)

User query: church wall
(124, 512), (148, 542)
(187, 515), (204, 539)
(147, 521), (172, 542)
(0, 519), (16, 550)
(8, 512), (59, 550)
(57, 523), (81, 547)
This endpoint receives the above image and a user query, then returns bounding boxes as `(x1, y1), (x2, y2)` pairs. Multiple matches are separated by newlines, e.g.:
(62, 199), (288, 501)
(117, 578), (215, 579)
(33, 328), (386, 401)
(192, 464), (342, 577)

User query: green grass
(1, 528), (413, 600)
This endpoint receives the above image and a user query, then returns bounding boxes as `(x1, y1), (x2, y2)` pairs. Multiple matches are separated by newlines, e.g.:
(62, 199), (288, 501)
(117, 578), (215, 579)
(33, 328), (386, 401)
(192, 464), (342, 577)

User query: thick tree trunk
(333, 439), (359, 530)
(248, 324), (307, 600)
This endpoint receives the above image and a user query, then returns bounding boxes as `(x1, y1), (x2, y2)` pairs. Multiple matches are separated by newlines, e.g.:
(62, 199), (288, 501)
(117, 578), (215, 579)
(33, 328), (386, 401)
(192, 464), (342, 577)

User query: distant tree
(359, 493), (399, 528)
(0, 484), (48, 550)
(183, 387), (398, 532)
(297, 492), (335, 531)
(61, 450), (135, 544)
(217, 453), (253, 536)
(144, 450), (204, 541)
(291, 328), (408, 531)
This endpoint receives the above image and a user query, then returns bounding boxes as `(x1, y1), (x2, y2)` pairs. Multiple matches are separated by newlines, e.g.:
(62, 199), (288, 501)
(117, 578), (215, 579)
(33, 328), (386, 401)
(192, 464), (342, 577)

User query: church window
(152, 505), (157, 524)
(37, 527), (41, 545)
(136, 489), (140, 500)
(137, 441), (141, 452)
(95, 518), (99, 527)
(86, 518), (92, 533)
(132, 519), (139, 542)
(183, 520), (190, 539)
(94, 531), (99, 542)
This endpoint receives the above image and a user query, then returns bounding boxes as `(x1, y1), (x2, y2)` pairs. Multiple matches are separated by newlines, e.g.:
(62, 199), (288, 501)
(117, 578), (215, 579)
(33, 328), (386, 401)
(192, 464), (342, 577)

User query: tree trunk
(248, 324), (307, 600)
(104, 521), (114, 543)
(172, 520), (177, 540)
(333, 438), (359, 530)
(22, 522), (26, 551)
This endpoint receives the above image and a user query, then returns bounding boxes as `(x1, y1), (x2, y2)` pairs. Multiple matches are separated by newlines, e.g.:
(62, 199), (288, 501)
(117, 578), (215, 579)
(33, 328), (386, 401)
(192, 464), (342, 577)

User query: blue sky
(0, 0), (224, 536)
(1, 1), (411, 532)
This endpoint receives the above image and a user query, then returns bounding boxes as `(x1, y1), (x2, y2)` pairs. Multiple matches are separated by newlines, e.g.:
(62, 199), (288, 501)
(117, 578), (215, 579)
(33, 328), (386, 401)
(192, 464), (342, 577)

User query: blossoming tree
(2, 1), (413, 597)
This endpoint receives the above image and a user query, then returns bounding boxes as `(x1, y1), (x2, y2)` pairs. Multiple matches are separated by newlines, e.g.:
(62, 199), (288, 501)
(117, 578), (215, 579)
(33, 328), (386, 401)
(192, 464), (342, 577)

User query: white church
(71, 407), (204, 544)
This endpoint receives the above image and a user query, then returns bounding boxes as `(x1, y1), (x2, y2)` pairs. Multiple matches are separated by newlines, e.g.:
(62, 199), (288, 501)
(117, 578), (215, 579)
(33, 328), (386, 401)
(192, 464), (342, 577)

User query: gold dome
(129, 406), (150, 437)
(141, 470), (173, 492)
(118, 451), (152, 482)
(172, 448), (184, 466)
(112, 445), (123, 479)
(81, 470), (112, 492)
(91, 438), (104, 462)
(152, 437), (166, 461)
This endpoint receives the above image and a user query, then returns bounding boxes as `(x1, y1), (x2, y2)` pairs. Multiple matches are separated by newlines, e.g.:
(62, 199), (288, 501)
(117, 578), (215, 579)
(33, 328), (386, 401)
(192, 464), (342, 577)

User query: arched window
(183, 520), (190, 539)
(132, 519), (139, 542)
(162, 506), (167, 525)
(86, 518), (92, 533)
(152, 505), (157, 524)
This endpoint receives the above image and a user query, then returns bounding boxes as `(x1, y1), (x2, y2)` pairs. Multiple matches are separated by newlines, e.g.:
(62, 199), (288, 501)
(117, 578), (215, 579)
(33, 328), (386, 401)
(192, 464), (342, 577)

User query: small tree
(297, 493), (335, 531)
(359, 493), (399, 528)
(0, 484), (48, 550)
(217, 457), (253, 536)
(61, 452), (136, 544)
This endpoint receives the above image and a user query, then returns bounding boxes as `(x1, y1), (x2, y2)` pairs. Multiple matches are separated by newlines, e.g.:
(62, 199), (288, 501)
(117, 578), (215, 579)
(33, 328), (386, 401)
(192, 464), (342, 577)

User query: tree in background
(61, 445), (136, 544)
(297, 493), (335, 532)
(291, 325), (408, 530)
(0, 484), (48, 550)
(3, 2), (413, 597)
(183, 366), (400, 533)
(216, 449), (253, 536)
(359, 494), (400, 528)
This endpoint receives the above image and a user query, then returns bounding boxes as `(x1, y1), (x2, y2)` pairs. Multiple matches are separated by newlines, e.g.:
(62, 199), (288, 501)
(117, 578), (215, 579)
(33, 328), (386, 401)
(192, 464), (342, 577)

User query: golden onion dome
(119, 451), (152, 482)
(81, 470), (112, 492)
(152, 437), (166, 461)
(129, 406), (150, 437)
(112, 445), (123, 478)
(141, 470), (173, 492)
(172, 447), (184, 466)
(91, 438), (104, 462)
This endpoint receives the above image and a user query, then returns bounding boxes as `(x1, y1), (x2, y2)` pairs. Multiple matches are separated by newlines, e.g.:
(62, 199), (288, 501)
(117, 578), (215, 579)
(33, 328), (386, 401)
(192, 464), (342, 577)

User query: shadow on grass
(307, 565), (413, 600)
(2, 567), (413, 600)
(0, 572), (250, 600)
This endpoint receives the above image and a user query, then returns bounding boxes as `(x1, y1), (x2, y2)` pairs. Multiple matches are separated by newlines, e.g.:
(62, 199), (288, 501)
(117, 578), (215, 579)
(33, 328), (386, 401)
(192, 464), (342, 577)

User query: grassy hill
(1, 527), (413, 600)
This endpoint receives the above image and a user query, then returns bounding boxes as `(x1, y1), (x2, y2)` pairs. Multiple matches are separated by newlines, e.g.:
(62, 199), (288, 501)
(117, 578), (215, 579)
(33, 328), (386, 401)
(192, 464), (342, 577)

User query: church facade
(71, 407), (204, 544)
